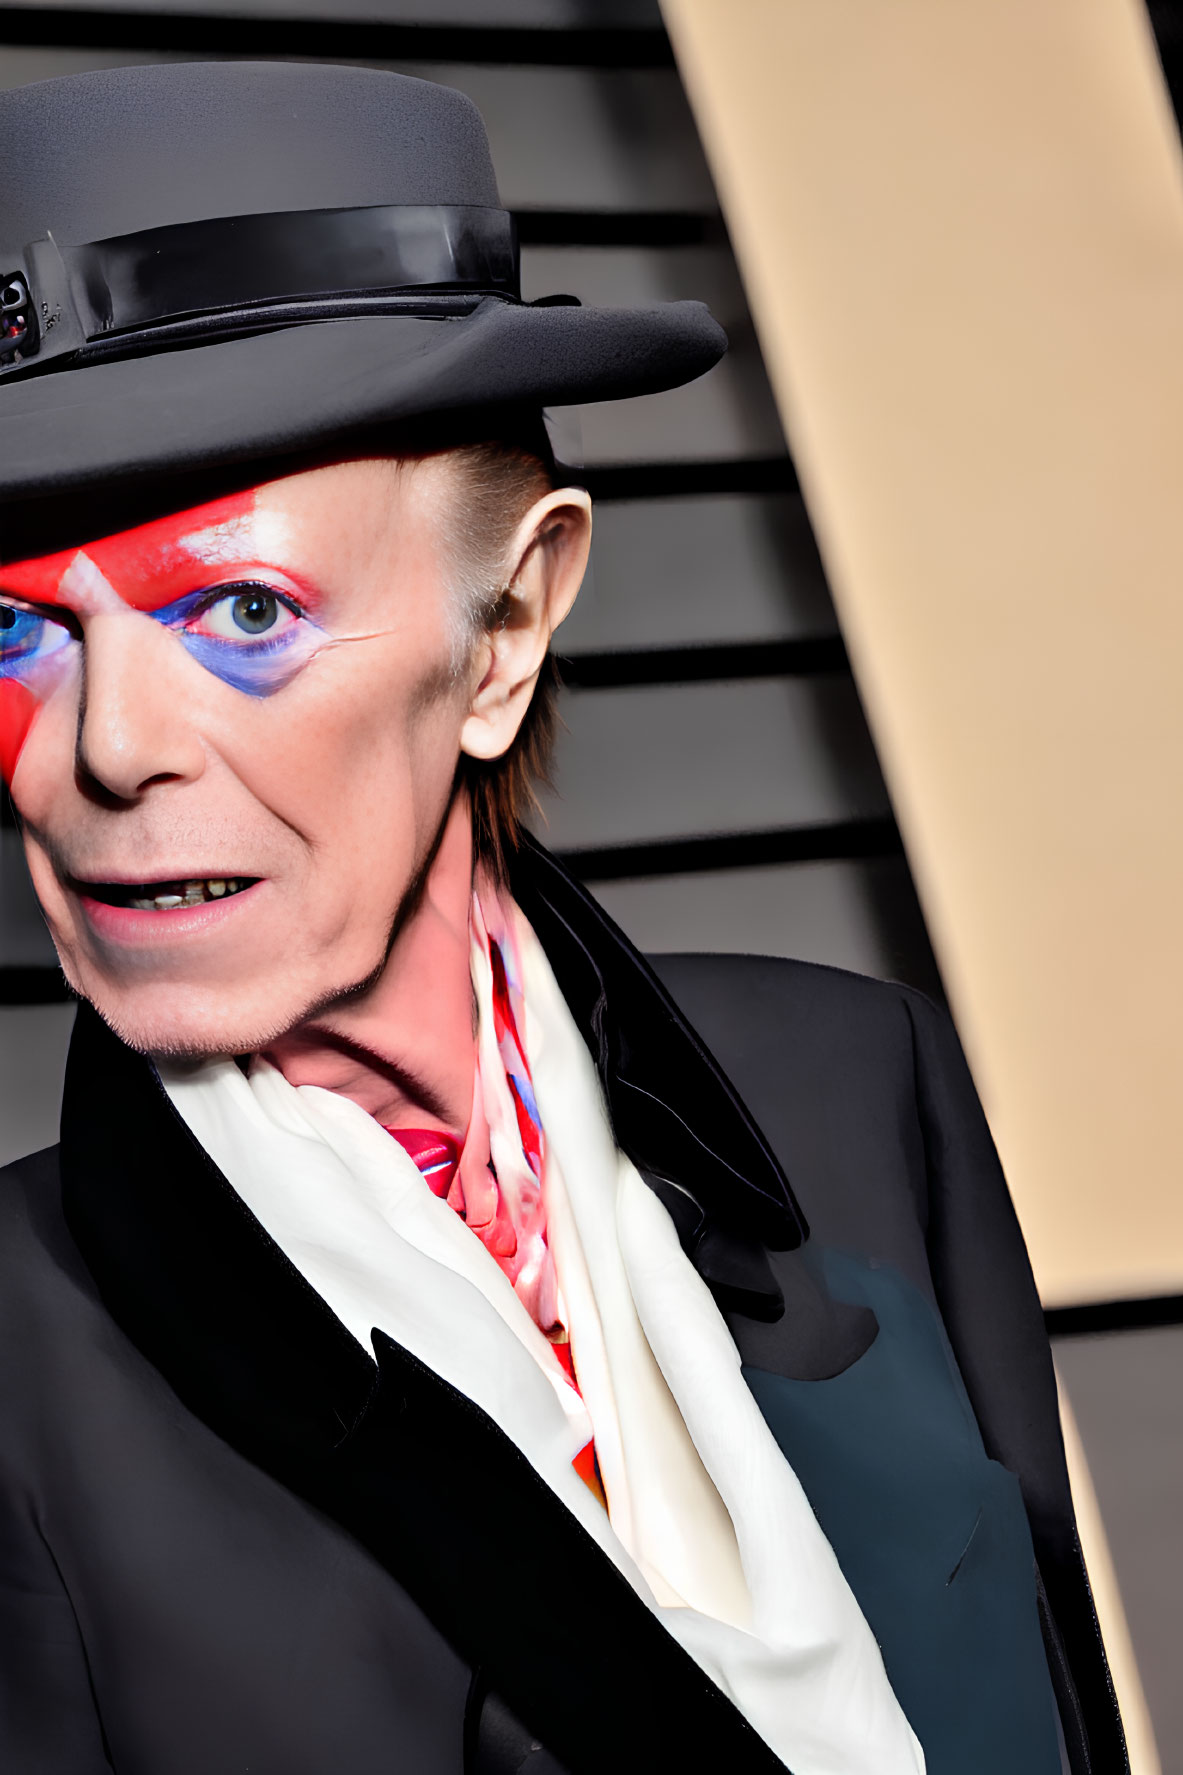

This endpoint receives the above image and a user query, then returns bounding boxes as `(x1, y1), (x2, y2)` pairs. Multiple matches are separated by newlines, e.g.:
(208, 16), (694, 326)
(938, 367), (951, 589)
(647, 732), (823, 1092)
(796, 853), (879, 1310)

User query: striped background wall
(0, 0), (1177, 1763)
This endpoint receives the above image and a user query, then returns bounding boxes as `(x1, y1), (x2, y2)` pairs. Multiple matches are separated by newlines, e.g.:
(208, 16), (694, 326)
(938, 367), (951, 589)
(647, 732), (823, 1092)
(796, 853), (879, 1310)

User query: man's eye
(0, 602), (73, 670)
(189, 585), (300, 643)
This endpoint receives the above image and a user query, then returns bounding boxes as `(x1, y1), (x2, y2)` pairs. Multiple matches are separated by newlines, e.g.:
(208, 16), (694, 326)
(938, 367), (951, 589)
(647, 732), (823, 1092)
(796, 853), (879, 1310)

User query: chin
(66, 947), (390, 1062)
(59, 959), (316, 1060)
(79, 983), (311, 1062)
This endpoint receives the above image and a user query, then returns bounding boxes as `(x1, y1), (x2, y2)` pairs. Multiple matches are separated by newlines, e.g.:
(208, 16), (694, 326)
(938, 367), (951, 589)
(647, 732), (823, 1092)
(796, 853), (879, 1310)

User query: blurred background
(0, 0), (1179, 1766)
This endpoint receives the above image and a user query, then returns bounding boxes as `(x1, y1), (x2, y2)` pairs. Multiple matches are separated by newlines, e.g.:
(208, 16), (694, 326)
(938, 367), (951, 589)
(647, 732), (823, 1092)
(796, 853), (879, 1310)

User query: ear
(460, 486), (592, 763)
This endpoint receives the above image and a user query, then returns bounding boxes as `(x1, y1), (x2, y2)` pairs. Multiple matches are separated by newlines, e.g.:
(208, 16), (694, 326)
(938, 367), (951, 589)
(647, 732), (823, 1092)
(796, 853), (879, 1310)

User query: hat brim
(0, 298), (726, 506)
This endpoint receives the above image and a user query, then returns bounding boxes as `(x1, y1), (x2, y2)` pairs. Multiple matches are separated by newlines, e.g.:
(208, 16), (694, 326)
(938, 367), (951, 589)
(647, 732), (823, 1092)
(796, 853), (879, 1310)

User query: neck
(260, 790), (478, 1135)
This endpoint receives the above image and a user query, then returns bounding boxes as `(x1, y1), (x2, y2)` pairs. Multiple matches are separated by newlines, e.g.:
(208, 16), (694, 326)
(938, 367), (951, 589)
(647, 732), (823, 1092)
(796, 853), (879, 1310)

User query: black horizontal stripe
(0, 6), (675, 65)
(556, 818), (904, 883)
(517, 211), (722, 249)
(579, 458), (800, 502)
(557, 636), (848, 689)
(0, 965), (71, 1005)
(1045, 1293), (1183, 1339)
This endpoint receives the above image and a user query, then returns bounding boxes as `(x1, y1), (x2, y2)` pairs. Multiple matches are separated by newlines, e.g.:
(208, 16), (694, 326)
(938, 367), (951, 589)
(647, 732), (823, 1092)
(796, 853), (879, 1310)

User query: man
(0, 58), (1124, 1775)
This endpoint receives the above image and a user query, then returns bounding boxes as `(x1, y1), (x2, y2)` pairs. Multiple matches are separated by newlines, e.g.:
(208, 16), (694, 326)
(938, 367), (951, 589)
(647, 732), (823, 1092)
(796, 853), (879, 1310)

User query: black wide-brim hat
(0, 61), (726, 508)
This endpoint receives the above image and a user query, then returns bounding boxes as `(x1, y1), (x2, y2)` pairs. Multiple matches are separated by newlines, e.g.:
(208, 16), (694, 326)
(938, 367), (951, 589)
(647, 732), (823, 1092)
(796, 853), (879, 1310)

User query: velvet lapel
(59, 853), (799, 1775)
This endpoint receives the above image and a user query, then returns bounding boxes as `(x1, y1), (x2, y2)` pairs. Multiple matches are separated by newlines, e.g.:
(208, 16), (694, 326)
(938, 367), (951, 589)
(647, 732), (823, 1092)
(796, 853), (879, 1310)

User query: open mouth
(80, 877), (260, 912)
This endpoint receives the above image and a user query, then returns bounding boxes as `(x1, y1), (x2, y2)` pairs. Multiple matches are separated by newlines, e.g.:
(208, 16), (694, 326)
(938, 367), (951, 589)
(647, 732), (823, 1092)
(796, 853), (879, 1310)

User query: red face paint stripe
(0, 679), (40, 786)
(0, 490), (258, 609)
(88, 489), (260, 612)
(0, 546), (84, 607)
(0, 485), (321, 617)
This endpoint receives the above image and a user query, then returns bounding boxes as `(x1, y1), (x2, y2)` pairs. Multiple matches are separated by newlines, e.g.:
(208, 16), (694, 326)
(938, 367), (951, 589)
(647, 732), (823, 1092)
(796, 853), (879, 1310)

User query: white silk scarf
(157, 899), (924, 1775)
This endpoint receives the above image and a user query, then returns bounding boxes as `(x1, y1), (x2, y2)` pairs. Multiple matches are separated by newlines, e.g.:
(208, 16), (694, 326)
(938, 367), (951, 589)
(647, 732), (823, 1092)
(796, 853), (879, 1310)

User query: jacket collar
(511, 838), (805, 1237)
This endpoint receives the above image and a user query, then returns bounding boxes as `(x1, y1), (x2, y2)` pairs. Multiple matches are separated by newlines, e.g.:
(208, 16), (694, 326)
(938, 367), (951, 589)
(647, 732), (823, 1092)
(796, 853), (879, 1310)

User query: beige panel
(663, 0), (1183, 1306)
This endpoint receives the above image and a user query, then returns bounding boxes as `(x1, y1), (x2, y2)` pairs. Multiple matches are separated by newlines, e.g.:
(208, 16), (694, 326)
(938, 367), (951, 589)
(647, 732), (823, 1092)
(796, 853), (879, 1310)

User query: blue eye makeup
(151, 582), (328, 697)
(0, 603), (74, 680)
(0, 580), (327, 699)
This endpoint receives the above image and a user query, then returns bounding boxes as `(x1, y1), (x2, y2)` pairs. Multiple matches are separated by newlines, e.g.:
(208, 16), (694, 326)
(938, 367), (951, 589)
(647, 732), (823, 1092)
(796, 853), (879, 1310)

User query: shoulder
(646, 954), (977, 1260)
(648, 950), (946, 1088)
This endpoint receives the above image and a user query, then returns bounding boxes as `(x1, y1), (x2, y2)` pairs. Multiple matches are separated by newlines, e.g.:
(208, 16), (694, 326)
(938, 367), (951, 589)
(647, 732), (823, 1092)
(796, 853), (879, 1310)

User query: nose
(76, 610), (208, 801)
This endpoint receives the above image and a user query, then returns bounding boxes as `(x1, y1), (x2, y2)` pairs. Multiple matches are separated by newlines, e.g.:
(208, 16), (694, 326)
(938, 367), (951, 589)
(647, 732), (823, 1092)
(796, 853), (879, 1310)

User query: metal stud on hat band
(0, 273), (36, 366)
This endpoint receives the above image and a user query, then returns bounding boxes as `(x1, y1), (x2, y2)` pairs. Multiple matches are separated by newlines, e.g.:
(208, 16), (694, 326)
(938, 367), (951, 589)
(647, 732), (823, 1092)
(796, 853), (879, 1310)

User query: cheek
(0, 681), (41, 787)
(217, 653), (466, 857)
(3, 654), (82, 804)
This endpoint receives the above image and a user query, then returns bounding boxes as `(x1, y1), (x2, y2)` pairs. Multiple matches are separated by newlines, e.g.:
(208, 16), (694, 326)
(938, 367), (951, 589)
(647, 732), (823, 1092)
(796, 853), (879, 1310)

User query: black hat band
(0, 203), (520, 377)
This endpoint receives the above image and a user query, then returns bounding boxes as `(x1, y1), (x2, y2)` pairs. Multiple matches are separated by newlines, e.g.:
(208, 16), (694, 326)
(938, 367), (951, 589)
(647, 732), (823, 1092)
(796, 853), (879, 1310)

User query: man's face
(1, 457), (477, 1056)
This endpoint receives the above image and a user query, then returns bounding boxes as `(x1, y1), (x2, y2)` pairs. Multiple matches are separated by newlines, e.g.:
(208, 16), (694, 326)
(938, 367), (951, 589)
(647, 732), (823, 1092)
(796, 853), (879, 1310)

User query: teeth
(122, 877), (250, 910)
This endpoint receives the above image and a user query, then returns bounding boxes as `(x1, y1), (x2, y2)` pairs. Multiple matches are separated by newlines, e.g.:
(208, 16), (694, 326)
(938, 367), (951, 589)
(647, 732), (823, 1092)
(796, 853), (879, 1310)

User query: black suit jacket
(0, 841), (1125, 1774)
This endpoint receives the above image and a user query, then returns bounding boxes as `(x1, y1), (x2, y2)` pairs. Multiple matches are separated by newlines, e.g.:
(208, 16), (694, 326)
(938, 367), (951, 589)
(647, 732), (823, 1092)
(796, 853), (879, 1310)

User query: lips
(70, 873), (268, 948)
(76, 876), (258, 911)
